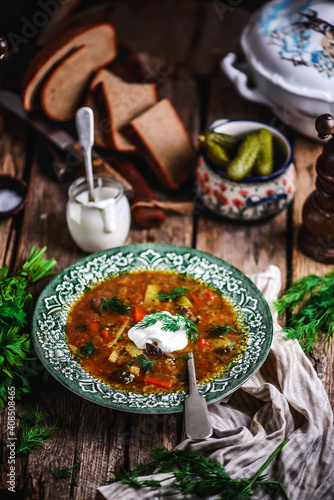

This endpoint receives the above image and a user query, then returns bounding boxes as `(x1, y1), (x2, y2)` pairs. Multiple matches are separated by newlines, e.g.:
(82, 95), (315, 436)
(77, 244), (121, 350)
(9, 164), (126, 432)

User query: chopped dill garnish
(106, 441), (290, 499)
(157, 287), (192, 301)
(207, 324), (236, 337)
(99, 296), (131, 315)
(127, 354), (156, 374)
(274, 269), (334, 354)
(135, 312), (199, 344)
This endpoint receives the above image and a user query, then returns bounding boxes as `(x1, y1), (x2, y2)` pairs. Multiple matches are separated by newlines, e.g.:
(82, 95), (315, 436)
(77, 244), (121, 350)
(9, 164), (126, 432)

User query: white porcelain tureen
(222, 0), (334, 140)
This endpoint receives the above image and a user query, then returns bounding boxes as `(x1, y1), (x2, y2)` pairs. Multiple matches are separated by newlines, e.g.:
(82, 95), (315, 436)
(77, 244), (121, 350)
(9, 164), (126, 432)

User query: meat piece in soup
(66, 271), (248, 393)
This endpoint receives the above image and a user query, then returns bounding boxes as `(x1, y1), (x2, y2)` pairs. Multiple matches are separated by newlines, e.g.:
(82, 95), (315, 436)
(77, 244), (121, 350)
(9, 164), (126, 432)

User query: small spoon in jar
(184, 351), (213, 440)
(75, 107), (95, 202)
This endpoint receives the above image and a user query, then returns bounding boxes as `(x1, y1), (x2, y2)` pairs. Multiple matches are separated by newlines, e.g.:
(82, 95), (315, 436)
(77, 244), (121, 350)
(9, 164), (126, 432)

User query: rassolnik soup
(66, 270), (248, 393)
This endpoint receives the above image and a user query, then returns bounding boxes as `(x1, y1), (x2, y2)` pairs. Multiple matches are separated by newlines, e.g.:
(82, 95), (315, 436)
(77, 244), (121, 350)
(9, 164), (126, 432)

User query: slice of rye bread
(41, 46), (96, 121)
(128, 98), (197, 190)
(22, 23), (116, 112)
(86, 69), (157, 151)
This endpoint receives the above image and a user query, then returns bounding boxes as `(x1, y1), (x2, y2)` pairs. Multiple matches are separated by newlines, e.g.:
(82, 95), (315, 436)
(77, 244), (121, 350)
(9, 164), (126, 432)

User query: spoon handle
(185, 351), (213, 440)
(75, 107), (95, 202)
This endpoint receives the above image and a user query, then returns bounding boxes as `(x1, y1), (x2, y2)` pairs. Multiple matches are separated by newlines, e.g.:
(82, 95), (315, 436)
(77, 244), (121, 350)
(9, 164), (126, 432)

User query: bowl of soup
(32, 243), (273, 413)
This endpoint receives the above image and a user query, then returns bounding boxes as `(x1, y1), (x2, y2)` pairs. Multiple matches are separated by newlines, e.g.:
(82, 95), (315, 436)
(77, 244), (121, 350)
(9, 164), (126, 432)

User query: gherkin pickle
(206, 140), (230, 168)
(255, 128), (274, 176)
(202, 130), (238, 150)
(227, 133), (260, 181)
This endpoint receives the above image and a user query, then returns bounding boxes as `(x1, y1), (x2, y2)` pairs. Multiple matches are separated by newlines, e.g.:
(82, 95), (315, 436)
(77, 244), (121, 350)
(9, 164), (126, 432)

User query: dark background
(0, 0), (269, 33)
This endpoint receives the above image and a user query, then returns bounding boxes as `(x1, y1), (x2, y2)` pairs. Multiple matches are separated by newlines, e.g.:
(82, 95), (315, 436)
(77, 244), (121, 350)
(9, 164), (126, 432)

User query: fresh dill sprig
(127, 354), (156, 374)
(16, 404), (57, 455)
(77, 340), (95, 358)
(107, 440), (290, 499)
(135, 312), (199, 344)
(274, 269), (334, 354)
(99, 296), (131, 315)
(51, 460), (82, 479)
(207, 324), (236, 337)
(157, 287), (192, 301)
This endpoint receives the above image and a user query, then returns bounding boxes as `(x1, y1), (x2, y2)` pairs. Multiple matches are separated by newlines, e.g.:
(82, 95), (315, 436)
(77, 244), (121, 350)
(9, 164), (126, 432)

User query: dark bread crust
(86, 69), (157, 151)
(128, 99), (197, 190)
(22, 23), (116, 111)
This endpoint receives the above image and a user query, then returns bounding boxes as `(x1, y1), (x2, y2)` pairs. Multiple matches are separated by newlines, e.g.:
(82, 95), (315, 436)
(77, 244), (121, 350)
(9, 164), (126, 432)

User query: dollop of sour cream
(128, 311), (188, 352)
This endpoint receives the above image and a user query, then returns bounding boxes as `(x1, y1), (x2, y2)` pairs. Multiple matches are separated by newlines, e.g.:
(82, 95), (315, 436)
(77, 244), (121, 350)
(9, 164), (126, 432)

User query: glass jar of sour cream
(66, 175), (131, 253)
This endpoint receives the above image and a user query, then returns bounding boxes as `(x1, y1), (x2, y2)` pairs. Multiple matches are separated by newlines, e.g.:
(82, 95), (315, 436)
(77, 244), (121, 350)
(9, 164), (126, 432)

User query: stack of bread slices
(22, 23), (196, 190)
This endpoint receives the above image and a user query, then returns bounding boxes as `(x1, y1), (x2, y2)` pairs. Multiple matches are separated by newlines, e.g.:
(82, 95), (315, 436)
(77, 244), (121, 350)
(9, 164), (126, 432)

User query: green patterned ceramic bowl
(32, 243), (273, 414)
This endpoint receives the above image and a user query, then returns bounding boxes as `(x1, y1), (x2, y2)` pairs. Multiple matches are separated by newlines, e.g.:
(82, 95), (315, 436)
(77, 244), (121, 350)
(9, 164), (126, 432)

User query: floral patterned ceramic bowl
(196, 119), (296, 222)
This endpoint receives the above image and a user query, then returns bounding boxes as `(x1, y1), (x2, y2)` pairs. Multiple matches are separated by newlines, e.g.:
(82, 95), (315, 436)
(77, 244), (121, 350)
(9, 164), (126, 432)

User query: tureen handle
(221, 53), (271, 106)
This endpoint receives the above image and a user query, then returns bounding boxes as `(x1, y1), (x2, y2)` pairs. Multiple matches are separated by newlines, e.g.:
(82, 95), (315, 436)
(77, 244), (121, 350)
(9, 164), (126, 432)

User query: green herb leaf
(106, 440), (290, 500)
(177, 354), (191, 361)
(207, 324), (236, 337)
(77, 340), (95, 358)
(274, 269), (334, 354)
(127, 354), (156, 374)
(157, 287), (192, 301)
(99, 296), (131, 315)
(16, 404), (57, 455)
(135, 312), (199, 344)
(0, 247), (56, 409)
(51, 461), (82, 479)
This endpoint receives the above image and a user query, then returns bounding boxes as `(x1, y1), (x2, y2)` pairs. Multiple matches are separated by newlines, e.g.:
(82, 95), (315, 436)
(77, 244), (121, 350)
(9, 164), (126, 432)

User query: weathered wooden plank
(0, 112), (27, 267)
(111, 0), (200, 69)
(187, 5), (251, 74)
(291, 135), (334, 409)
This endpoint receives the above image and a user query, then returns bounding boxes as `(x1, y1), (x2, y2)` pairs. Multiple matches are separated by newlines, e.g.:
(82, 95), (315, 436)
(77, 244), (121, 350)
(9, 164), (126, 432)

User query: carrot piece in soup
(144, 377), (174, 389)
(204, 291), (217, 301)
(188, 292), (200, 306)
(100, 328), (110, 341)
(198, 337), (210, 350)
(134, 305), (146, 323)
(89, 320), (100, 335)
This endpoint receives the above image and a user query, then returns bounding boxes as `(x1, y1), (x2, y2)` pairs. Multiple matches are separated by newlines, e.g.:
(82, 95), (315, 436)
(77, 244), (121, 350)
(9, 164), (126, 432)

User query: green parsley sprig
(107, 441), (290, 499)
(157, 287), (192, 301)
(135, 312), (199, 344)
(274, 269), (334, 354)
(0, 247), (56, 409)
(127, 354), (156, 374)
(99, 296), (131, 315)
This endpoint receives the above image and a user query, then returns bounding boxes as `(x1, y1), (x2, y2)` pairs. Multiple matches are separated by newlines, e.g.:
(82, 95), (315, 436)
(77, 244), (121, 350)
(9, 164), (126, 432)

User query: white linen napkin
(96, 265), (334, 500)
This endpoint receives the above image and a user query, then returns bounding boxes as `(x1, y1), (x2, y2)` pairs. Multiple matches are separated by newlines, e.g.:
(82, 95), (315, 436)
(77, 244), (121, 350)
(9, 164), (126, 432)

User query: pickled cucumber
(206, 140), (230, 168)
(203, 130), (238, 150)
(255, 128), (274, 176)
(227, 133), (260, 181)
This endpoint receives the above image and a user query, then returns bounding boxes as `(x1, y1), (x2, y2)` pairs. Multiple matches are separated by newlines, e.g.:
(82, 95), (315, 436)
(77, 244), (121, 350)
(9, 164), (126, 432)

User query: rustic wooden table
(1, 2), (333, 499)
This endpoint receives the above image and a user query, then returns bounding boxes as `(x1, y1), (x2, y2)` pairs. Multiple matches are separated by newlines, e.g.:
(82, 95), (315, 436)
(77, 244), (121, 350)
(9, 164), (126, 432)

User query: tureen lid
(241, 0), (334, 102)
